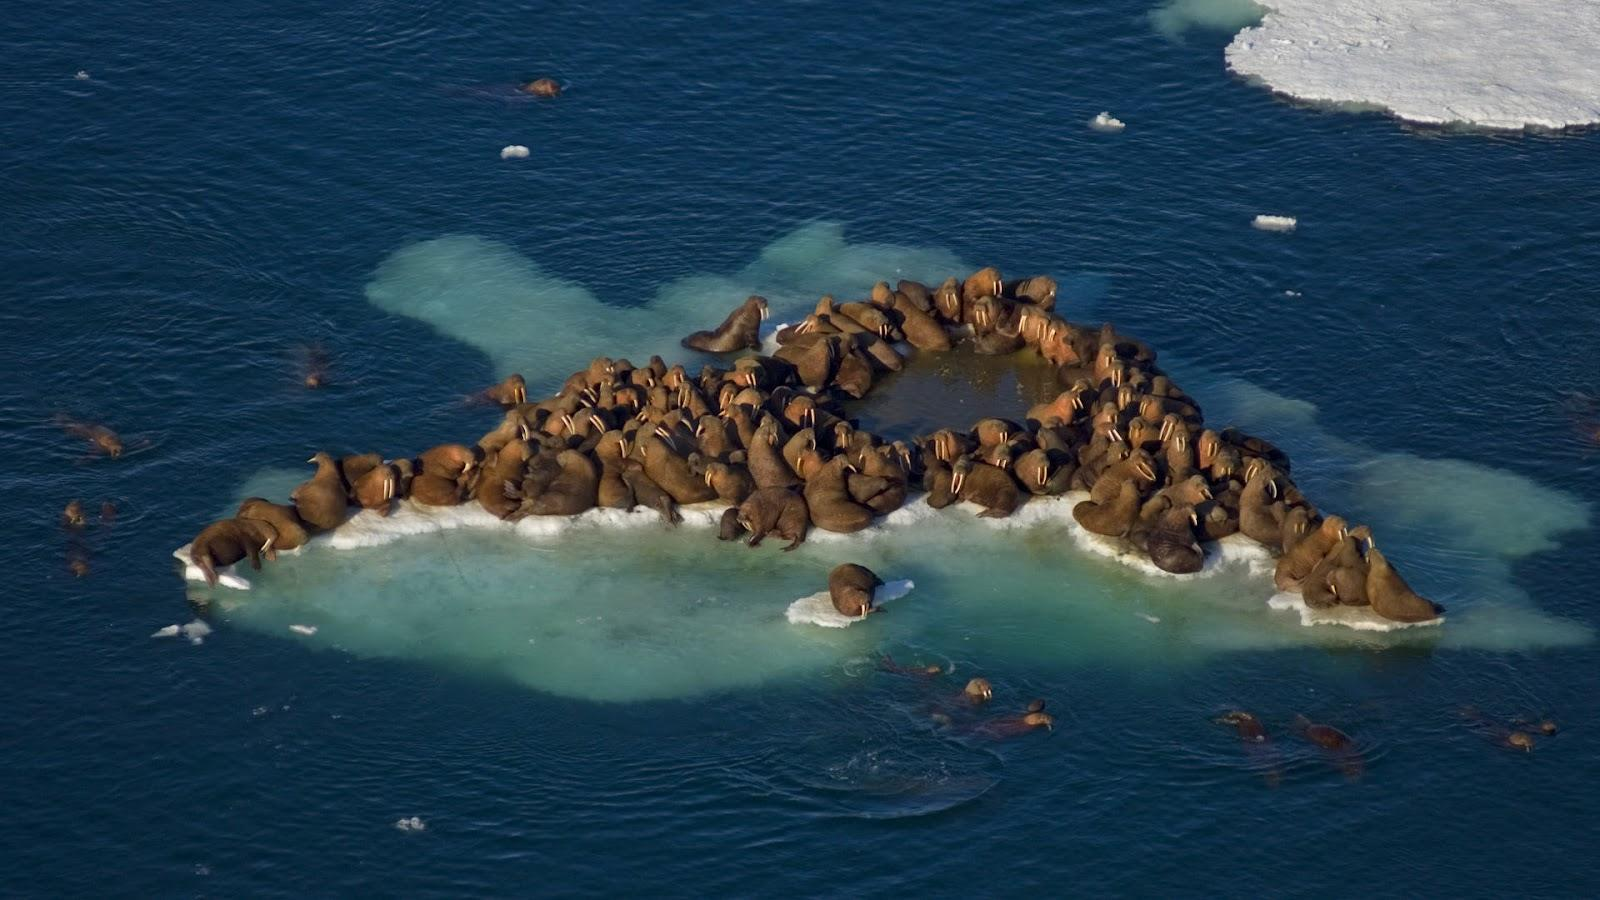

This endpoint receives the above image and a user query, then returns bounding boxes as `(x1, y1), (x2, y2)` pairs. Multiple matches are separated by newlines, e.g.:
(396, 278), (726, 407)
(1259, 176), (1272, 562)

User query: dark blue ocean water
(4, 1), (1599, 895)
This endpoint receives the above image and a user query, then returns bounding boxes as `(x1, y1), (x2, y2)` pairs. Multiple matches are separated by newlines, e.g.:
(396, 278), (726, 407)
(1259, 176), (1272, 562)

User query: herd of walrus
(178, 265), (1445, 628)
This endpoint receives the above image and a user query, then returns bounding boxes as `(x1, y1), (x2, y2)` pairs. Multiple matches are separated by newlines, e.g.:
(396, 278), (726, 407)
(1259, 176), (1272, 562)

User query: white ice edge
(1252, 214), (1296, 232)
(171, 490), (1426, 631)
(1268, 591), (1443, 632)
(1225, 1), (1600, 131)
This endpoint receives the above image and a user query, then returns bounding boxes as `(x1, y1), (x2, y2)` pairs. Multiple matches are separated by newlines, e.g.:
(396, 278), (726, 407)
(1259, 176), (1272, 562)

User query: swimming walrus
(291, 452), (349, 531)
(828, 563), (885, 618)
(56, 415), (124, 458)
(235, 498), (311, 551)
(520, 77), (561, 97)
(681, 295), (769, 353)
(188, 517), (278, 587)
(482, 373), (527, 407)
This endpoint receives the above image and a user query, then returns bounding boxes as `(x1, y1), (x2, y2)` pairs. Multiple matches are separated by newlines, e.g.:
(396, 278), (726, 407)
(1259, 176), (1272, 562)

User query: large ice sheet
(1225, 1), (1600, 130)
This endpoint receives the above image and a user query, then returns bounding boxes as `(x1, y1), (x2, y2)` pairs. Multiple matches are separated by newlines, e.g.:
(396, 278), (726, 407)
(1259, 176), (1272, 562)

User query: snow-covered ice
(1252, 214), (1297, 232)
(1226, 1), (1600, 131)
(1089, 112), (1126, 132)
(500, 145), (530, 159)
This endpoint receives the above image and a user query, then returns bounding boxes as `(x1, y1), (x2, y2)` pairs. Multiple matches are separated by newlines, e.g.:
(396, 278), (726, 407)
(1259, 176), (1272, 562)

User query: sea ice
(500, 145), (529, 159)
(1252, 214), (1296, 232)
(151, 624), (181, 638)
(289, 624), (318, 636)
(394, 817), (426, 832)
(1226, 1), (1600, 130)
(1150, 0), (1266, 40)
(786, 579), (916, 628)
(1089, 112), (1126, 132)
(74, 70), (90, 81)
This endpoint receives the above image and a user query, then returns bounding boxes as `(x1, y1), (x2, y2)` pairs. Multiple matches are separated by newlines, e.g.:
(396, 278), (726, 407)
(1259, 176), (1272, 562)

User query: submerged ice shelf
(1225, 0), (1600, 130)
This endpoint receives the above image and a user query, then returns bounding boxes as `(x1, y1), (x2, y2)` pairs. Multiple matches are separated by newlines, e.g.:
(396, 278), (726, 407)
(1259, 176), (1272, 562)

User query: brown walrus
(828, 563), (885, 618)
(1365, 547), (1445, 623)
(621, 461), (683, 525)
(235, 498), (311, 551)
(1292, 714), (1363, 780)
(291, 452), (348, 531)
(638, 434), (718, 504)
(188, 517), (278, 587)
(1073, 478), (1141, 537)
(408, 472), (465, 507)
(736, 487), (809, 550)
(1146, 503), (1203, 574)
(520, 77), (561, 97)
(1215, 710), (1267, 743)
(417, 444), (482, 482)
(352, 463), (399, 516)
(56, 416), (124, 458)
(1238, 460), (1285, 548)
(800, 455), (874, 533)
(483, 373), (527, 407)
(62, 500), (86, 529)
(948, 457), (1020, 518)
(527, 450), (598, 516)
(1274, 514), (1345, 592)
(337, 453), (384, 496)
(681, 295), (769, 353)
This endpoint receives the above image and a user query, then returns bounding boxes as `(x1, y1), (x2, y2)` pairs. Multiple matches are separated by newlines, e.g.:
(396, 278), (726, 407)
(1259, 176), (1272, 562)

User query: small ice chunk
(181, 620), (213, 644)
(74, 70), (90, 81)
(151, 624), (181, 638)
(1137, 613), (1161, 624)
(394, 816), (427, 832)
(500, 145), (530, 160)
(1283, 289), (1302, 297)
(1252, 215), (1297, 232)
(1089, 112), (1126, 132)
(786, 579), (915, 628)
(289, 624), (318, 636)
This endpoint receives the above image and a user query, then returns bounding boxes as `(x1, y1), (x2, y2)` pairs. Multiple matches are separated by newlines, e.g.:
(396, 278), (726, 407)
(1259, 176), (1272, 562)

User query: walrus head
(1021, 712), (1054, 730)
(1506, 732), (1535, 752)
(63, 500), (85, 527)
(950, 456), (973, 496)
(964, 678), (993, 702)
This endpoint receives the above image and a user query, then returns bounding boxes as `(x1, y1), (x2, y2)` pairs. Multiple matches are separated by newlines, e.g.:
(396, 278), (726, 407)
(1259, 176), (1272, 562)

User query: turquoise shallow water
(4, 0), (1600, 895)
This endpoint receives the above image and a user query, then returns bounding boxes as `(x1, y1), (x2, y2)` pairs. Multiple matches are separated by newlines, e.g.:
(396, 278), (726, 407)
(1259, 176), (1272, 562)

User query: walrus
(1215, 710), (1267, 743)
(236, 498), (311, 551)
(592, 432), (634, 510)
(473, 445), (530, 520)
(337, 453), (384, 496)
(520, 77), (561, 97)
(702, 460), (754, 505)
(482, 373), (527, 407)
(878, 654), (944, 677)
(1238, 460), (1285, 548)
(717, 506), (743, 541)
(99, 501), (117, 525)
(1008, 275), (1057, 310)
(801, 455), (874, 533)
(622, 461), (682, 525)
(638, 434), (718, 504)
(878, 288), (950, 350)
(62, 500), (85, 529)
(291, 452), (348, 531)
(736, 487), (809, 550)
(962, 267), (1003, 304)
(352, 463), (399, 516)
(1292, 714), (1363, 780)
(681, 295), (769, 353)
(56, 416), (124, 458)
(1073, 478), (1141, 537)
(1146, 503), (1203, 574)
(1365, 547), (1444, 622)
(188, 517), (278, 587)
(828, 563), (885, 618)
(408, 472), (465, 507)
(417, 444), (481, 482)
(948, 457), (1020, 518)
(1274, 515), (1345, 592)
(1014, 448), (1075, 495)
(963, 678), (994, 703)
(1304, 527), (1370, 608)
(746, 416), (800, 489)
(528, 450), (598, 516)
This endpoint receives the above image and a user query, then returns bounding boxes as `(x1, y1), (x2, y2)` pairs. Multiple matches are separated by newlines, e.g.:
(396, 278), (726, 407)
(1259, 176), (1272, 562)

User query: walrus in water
(736, 487), (809, 550)
(56, 415), (124, 458)
(291, 452), (349, 531)
(963, 678), (994, 704)
(681, 295), (769, 353)
(482, 373), (527, 407)
(236, 498), (311, 551)
(828, 563), (885, 618)
(974, 700), (1055, 737)
(520, 77), (561, 97)
(188, 517), (278, 587)
(1365, 547), (1444, 623)
(62, 500), (86, 529)
(878, 655), (944, 677)
(1215, 710), (1267, 743)
(1293, 714), (1363, 781)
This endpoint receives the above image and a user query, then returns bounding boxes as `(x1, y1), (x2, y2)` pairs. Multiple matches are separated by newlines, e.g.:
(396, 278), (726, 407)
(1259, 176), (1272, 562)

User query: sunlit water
(5, 0), (1599, 895)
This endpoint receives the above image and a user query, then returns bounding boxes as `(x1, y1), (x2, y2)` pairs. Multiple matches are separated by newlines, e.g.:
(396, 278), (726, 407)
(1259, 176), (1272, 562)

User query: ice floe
(1089, 112), (1126, 132)
(786, 579), (916, 628)
(394, 817), (426, 832)
(499, 145), (530, 159)
(152, 620), (212, 644)
(1252, 214), (1296, 232)
(1226, 1), (1600, 130)
(1268, 591), (1443, 632)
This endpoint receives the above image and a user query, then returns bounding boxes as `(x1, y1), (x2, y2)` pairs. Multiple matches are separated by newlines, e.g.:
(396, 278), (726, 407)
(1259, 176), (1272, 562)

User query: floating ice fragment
(1089, 112), (1125, 132)
(151, 624), (181, 638)
(786, 579), (915, 628)
(500, 145), (530, 160)
(1267, 592), (1443, 632)
(1137, 613), (1161, 624)
(289, 624), (318, 636)
(394, 816), (427, 832)
(1283, 290), (1301, 297)
(181, 620), (213, 644)
(1252, 214), (1297, 232)
(74, 70), (90, 81)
